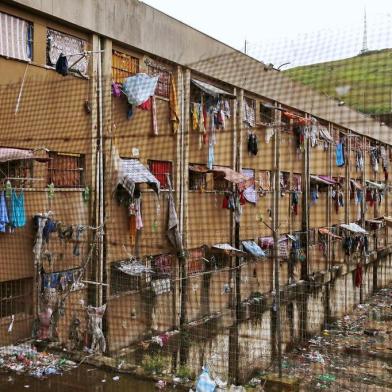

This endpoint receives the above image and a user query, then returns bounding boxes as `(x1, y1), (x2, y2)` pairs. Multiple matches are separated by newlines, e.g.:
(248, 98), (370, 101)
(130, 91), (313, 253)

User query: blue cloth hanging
(336, 142), (345, 167)
(0, 191), (9, 233)
(11, 190), (26, 228)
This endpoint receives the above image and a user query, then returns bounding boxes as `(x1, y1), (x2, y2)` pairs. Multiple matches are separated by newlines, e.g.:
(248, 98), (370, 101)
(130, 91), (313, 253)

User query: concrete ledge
(259, 374), (300, 392)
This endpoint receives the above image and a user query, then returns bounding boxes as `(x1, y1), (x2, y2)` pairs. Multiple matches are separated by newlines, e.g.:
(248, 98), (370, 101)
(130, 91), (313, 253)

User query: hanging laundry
(247, 133), (258, 156)
(0, 191), (9, 233)
(111, 82), (122, 97)
(154, 254), (173, 275)
(293, 174), (302, 192)
(310, 124), (318, 147)
(239, 191), (246, 205)
(370, 147), (379, 173)
(265, 127), (274, 144)
(127, 104), (133, 119)
(207, 110), (216, 169)
(292, 192), (299, 215)
(10, 190), (26, 228)
(57, 223), (73, 242)
(380, 146), (388, 179)
(138, 97), (152, 110)
(335, 142), (345, 167)
(243, 186), (259, 204)
(73, 225), (85, 257)
(169, 76), (180, 133)
(293, 125), (304, 151)
(355, 263), (363, 288)
(222, 194), (229, 209)
(135, 197), (143, 230)
(55, 53), (68, 76)
(122, 73), (159, 106)
(356, 150), (364, 172)
(43, 219), (57, 243)
(259, 171), (271, 192)
(332, 188), (344, 213)
(234, 193), (243, 223)
(192, 102), (200, 131)
(243, 99), (255, 127)
(310, 186), (319, 203)
(151, 279), (171, 295)
(151, 96), (159, 136)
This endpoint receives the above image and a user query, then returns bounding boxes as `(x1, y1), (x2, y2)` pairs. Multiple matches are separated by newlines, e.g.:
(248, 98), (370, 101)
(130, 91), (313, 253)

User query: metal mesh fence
(1, 5), (392, 392)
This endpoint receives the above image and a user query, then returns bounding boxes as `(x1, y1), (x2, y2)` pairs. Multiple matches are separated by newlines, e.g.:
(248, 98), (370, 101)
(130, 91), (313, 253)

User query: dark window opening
(0, 159), (33, 188)
(205, 250), (230, 270)
(189, 170), (206, 191)
(260, 103), (274, 124)
(213, 171), (231, 192)
(0, 278), (33, 318)
(110, 265), (140, 295)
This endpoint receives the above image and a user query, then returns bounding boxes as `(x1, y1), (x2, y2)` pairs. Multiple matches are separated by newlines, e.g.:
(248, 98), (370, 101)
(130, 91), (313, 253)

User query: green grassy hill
(285, 49), (392, 115)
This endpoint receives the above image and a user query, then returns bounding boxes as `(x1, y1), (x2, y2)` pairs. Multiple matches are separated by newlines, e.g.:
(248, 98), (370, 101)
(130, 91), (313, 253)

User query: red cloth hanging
(355, 263), (363, 288)
(222, 195), (229, 209)
(137, 97), (152, 111)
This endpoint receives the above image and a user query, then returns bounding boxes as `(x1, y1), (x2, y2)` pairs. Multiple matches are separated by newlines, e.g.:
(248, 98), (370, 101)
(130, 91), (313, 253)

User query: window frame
(47, 152), (85, 188)
(260, 103), (274, 124)
(147, 159), (173, 190)
(112, 50), (139, 84)
(189, 166), (207, 191)
(0, 159), (33, 188)
(0, 11), (33, 62)
(46, 27), (88, 75)
(0, 278), (33, 319)
(146, 61), (171, 99)
(109, 264), (140, 296)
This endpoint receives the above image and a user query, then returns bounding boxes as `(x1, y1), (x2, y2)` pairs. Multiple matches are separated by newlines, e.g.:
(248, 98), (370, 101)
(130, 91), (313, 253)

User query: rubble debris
(0, 343), (77, 378)
(276, 286), (392, 391)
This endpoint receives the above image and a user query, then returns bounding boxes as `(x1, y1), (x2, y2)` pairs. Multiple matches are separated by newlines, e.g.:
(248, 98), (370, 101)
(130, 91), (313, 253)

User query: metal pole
(273, 105), (282, 378)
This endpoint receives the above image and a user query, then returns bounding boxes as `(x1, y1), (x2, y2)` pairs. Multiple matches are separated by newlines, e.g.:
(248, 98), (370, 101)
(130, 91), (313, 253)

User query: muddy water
(0, 365), (159, 392)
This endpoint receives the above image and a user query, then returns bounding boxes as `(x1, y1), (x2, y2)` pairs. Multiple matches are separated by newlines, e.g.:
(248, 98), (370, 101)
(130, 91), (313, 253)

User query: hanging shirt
(11, 190), (26, 228)
(0, 191), (9, 233)
(336, 143), (345, 167)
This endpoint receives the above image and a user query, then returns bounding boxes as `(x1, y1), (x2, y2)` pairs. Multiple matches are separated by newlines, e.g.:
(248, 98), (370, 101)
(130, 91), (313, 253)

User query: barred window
(189, 171), (206, 191)
(260, 103), (274, 124)
(148, 160), (172, 189)
(0, 278), (33, 318)
(112, 50), (139, 84)
(0, 159), (33, 188)
(147, 64), (171, 98)
(48, 152), (84, 188)
(0, 12), (33, 61)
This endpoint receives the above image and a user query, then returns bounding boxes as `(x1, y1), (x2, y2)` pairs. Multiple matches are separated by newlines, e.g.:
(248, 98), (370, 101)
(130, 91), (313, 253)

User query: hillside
(285, 49), (392, 115)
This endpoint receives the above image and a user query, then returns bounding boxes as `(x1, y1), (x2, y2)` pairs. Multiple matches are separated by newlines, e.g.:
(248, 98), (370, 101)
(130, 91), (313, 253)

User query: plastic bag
(196, 367), (216, 392)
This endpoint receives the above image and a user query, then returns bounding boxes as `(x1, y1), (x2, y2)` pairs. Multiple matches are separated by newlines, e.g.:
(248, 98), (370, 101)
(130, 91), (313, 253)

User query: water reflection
(0, 365), (157, 392)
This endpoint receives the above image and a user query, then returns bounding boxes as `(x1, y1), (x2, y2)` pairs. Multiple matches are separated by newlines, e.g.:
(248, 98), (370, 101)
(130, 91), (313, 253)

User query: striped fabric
(0, 12), (31, 61)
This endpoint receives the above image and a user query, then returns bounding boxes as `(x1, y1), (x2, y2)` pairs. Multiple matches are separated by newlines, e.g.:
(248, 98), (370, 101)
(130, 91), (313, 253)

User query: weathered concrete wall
(6, 0), (236, 68)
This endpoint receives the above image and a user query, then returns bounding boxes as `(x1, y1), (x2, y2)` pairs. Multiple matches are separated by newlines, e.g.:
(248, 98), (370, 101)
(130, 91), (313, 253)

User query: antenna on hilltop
(360, 7), (369, 54)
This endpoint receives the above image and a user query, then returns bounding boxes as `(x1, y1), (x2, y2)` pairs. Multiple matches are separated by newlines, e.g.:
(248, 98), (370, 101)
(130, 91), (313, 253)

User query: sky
(142, 0), (392, 68)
